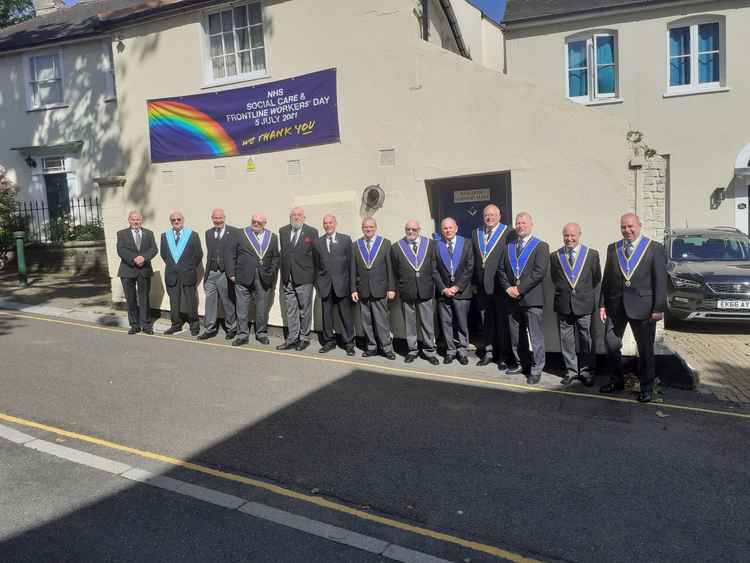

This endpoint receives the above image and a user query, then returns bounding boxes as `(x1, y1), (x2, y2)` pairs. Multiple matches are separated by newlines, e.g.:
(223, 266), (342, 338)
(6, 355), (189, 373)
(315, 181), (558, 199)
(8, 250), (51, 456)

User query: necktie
(568, 249), (575, 267)
(134, 230), (141, 250)
(214, 227), (220, 239)
(412, 241), (418, 254)
(291, 228), (300, 246)
(484, 228), (492, 244)
(327, 235), (332, 253)
(174, 230), (181, 245)
(625, 241), (633, 258)
(366, 238), (372, 252)
(516, 239), (524, 259)
(256, 232), (263, 245)
(447, 240), (454, 256)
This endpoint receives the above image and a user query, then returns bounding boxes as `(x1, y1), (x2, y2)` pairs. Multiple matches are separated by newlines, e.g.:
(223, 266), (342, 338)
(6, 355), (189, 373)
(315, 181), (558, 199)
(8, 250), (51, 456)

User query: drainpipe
(422, 0), (429, 42)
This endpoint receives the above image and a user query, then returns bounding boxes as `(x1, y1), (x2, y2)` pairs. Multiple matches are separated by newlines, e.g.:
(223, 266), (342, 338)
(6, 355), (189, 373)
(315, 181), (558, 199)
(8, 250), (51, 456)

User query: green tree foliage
(0, 0), (35, 29)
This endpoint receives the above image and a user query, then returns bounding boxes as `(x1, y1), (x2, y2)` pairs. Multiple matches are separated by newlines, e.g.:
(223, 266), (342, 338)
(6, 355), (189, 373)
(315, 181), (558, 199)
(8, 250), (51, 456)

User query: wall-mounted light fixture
(24, 156), (37, 168)
(710, 187), (725, 210)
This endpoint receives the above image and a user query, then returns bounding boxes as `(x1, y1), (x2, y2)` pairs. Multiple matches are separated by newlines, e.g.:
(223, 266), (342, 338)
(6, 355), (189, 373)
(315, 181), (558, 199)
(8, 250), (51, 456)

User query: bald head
(620, 212), (642, 241)
(404, 219), (421, 241)
(483, 204), (501, 229)
(441, 217), (458, 240)
(361, 217), (377, 239)
(211, 208), (226, 228)
(250, 212), (267, 233)
(562, 223), (581, 249)
(169, 211), (184, 231)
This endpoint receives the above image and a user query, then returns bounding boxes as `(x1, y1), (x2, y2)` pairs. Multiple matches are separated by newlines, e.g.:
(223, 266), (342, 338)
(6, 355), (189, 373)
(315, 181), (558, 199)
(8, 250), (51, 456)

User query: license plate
(717, 300), (750, 309)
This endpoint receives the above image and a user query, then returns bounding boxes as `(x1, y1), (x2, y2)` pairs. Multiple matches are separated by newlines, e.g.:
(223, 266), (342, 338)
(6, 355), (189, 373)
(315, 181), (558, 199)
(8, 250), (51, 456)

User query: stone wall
(2, 240), (108, 278)
(627, 131), (668, 241)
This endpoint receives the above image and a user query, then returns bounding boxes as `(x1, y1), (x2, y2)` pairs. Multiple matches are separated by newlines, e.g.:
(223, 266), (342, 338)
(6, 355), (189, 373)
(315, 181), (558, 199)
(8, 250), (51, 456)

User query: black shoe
(560, 372), (577, 386)
(276, 341), (297, 350)
(476, 356), (494, 366)
(256, 336), (270, 345)
(362, 350), (378, 358)
(526, 373), (542, 385)
(457, 355), (469, 366)
(295, 340), (310, 351)
(345, 347), (356, 356)
(600, 381), (625, 393)
(638, 388), (653, 403)
(225, 330), (237, 340)
(505, 365), (523, 375)
(405, 354), (417, 364)
(581, 374), (594, 387)
(142, 328), (154, 335)
(443, 356), (454, 365)
(197, 331), (217, 340)
(190, 326), (200, 336)
(425, 356), (440, 366)
(384, 352), (396, 360)
(163, 325), (182, 335)
(318, 341), (337, 354)
(128, 326), (141, 335)
(232, 337), (249, 347)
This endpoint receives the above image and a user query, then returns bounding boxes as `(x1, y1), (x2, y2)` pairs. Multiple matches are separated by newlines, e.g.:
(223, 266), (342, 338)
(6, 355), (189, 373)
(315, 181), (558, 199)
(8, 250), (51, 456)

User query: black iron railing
(2, 196), (104, 244)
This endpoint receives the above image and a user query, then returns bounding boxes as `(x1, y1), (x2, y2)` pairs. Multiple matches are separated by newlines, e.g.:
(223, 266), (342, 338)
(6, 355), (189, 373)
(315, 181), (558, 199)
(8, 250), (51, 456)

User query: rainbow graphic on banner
(148, 100), (239, 158)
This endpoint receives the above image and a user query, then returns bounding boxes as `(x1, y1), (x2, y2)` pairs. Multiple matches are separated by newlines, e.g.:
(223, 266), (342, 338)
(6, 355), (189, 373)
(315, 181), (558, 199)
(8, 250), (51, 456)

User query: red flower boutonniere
(304, 236), (312, 244)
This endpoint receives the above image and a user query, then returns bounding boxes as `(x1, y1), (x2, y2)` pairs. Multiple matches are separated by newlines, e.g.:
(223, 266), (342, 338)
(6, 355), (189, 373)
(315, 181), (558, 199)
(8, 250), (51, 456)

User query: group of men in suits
(116, 205), (666, 402)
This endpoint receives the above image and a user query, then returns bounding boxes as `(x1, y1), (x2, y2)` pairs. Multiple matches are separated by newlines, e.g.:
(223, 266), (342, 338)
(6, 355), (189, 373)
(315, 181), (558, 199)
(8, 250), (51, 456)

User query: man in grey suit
(116, 210), (158, 335)
(391, 219), (439, 365)
(198, 208), (238, 340)
(226, 212), (280, 346)
(313, 214), (355, 355)
(278, 207), (318, 351)
(434, 217), (474, 365)
(498, 212), (550, 384)
(550, 223), (602, 386)
(351, 217), (396, 360)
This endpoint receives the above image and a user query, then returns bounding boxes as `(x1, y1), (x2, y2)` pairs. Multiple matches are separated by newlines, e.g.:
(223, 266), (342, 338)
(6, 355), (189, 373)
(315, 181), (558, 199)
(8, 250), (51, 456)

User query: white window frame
(564, 31), (620, 105)
(666, 15), (726, 96)
(201, 1), (269, 88)
(23, 48), (66, 111)
(102, 40), (117, 102)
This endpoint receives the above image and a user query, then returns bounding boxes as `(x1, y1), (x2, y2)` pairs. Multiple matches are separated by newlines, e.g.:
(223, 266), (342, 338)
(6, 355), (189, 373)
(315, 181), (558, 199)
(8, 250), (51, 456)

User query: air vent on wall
(287, 160), (302, 176)
(379, 149), (396, 167)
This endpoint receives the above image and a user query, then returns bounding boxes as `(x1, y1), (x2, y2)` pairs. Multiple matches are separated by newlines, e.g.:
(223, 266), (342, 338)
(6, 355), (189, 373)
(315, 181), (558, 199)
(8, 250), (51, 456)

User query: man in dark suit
(550, 223), (602, 386)
(434, 217), (474, 365)
(472, 204), (512, 368)
(351, 217), (396, 360)
(160, 211), (203, 336)
(116, 211), (158, 335)
(599, 212), (667, 402)
(313, 214), (355, 355)
(277, 207), (318, 351)
(498, 212), (550, 384)
(198, 208), (238, 340)
(391, 220), (439, 365)
(226, 212), (280, 346)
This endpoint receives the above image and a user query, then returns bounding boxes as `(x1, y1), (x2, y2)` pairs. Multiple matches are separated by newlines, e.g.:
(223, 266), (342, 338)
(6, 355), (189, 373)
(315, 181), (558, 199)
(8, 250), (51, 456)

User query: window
(25, 50), (64, 109)
(668, 17), (724, 92)
(565, 32), (618, 102)
(205, 2), (266, 85)
(103, 41), (116, 101)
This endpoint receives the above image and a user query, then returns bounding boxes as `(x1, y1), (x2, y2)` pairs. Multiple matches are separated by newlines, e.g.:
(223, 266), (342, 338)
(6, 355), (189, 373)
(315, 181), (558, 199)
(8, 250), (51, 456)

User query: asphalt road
(1, 310), (749, 562)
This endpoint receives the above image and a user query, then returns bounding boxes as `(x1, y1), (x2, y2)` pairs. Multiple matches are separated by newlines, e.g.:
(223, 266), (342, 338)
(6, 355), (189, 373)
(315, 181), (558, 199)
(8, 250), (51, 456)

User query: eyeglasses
(405, 228), (419, 232)
(251, 220), (265, 225)
(170, 218), (183, 223)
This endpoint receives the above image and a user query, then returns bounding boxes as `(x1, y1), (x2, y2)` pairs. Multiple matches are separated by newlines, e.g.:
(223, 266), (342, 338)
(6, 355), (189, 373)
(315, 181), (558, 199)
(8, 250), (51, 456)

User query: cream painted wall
(105, 0), (629, 349)
(504, 0), (750, 233)
(450, 0), (503, 71)
(0, 39), (122, 201)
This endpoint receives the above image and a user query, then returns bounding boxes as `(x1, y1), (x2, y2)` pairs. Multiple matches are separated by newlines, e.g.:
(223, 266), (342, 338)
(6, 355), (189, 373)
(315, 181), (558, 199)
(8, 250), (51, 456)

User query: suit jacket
(390, 237), (437, 303)
(203, 225), (239, 282)
(498, 236), (550, 308)
(351, 237), (395, 299)
(226, 228), (280, 289)
(550, 246), (602, 316)
(279, 224), (318, 286)
(116, 227), (157, 278)
(160, 229), (203, 287)
(472, 224), (512, 295)
(313, 233), (352, 299)
(434, 235), (474, 300)
(600, 238), (667, 320)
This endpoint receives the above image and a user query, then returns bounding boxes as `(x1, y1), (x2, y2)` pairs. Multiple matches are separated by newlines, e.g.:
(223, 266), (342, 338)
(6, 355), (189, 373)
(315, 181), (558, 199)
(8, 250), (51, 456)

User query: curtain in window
(567, 41), (588, 97)
(595, 36), (615, 95)
(698, 22), (720, 83)
(669, 27), (690, 86)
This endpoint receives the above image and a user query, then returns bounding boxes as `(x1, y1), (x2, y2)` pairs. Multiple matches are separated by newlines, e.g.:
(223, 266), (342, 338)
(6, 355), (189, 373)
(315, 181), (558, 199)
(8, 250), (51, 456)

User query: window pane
(698, 22), (719, 52)
(212, 57), (225, 79)
(237, 28), (249, 51)
(699, 52), (720, 83)
(597, 65), (615, 94)
(568, 69), (588, 97)
(33, 55), (57, 81)
(37, 80), (62, 105)
(221, 10), (233, 32)
(239, 51), (253, 74)
(208, 13), (221, 34)
(252, 48), (266, 72)
(250, 26), (264, 48)
(669, 27), (690, 57)
(670, 57), (690, 86)
(596, 36), (614, 65)
(567, 40), (587, 69)
(225, 54), (237, 76)
(234, 6), (247, 27)
(248, 3), (262, 24)
(210, 35), (223, 57)
(224, 32), (235, 53)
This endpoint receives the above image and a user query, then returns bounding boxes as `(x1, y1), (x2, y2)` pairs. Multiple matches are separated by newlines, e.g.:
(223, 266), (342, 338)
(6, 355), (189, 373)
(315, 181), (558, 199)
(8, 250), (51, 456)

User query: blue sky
(466, 0), (507, 24)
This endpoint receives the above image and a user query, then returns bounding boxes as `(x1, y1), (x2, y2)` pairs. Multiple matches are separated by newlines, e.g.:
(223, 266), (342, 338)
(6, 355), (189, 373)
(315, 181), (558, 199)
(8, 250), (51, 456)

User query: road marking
(0, 413), (536, 562)
(25, 439), (132, 475)
(2, 309), (749, 421)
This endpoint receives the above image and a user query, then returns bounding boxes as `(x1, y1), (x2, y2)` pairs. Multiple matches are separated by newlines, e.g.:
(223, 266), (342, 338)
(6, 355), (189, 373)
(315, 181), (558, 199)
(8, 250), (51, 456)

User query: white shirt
(406, 236), (421, 252)
(623, 235), (642, 255)
(131, 229), (142, 239)
(325, 232), (337, 251)
(213, 225), (226, 239)
(254, 229), (266, 244)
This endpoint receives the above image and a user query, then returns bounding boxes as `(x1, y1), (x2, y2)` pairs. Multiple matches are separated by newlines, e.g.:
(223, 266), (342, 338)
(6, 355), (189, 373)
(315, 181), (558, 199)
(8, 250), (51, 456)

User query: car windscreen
(670, 235), (750, 261)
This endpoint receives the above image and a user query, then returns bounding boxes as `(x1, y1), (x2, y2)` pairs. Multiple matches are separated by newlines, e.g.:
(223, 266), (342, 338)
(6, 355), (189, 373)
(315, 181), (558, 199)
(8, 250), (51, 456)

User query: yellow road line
(0, 411), (536, 562)
(2, 309), (749, 421)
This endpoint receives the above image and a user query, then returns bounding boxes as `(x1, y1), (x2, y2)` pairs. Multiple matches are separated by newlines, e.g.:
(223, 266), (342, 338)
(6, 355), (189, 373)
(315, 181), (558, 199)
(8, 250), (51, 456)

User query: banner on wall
(147, 68), (339, 163)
